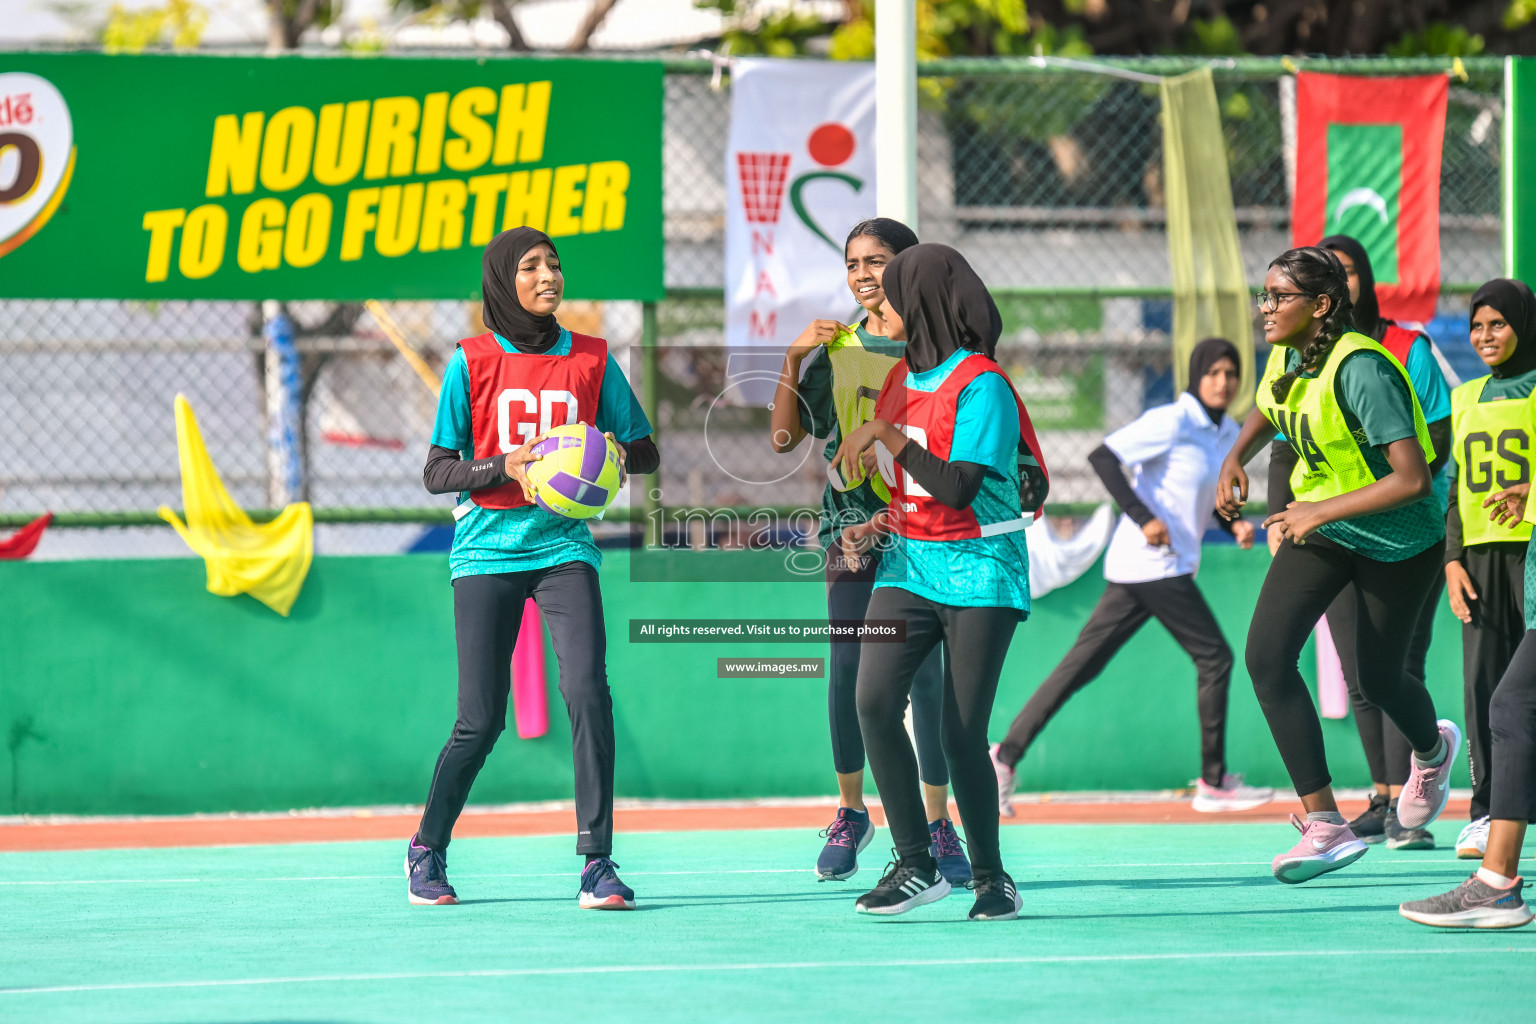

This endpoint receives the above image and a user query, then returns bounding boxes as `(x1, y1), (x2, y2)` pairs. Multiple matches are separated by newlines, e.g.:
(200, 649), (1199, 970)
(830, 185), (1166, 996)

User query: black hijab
(882, 243), (1002, 373)
(1319, 234), (1388, 341)
(1470, 277), (1536, 379)
(1186, 336), (1241, 424)
(481, 227), (563, 353)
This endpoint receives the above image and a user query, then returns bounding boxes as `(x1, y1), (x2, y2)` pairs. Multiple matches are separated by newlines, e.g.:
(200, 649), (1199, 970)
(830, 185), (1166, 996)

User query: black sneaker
(854, 852), (951, 916)
(405, 834), (458, 905)
(1348, 794), (1389, 845)
(967, 870), (1022, 921)
(1385, 803), (1434, 850)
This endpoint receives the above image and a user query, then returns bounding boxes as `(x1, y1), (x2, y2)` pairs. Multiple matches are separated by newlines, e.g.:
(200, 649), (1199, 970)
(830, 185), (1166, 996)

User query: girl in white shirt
(989, 338), (1274, 814)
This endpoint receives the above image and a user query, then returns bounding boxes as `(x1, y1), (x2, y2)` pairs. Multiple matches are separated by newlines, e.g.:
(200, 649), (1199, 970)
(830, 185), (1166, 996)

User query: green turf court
(2, 821), (1532, 1022)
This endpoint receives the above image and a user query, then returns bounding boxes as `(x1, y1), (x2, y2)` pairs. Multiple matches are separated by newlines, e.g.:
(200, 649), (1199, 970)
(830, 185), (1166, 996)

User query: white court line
(0, 863), (1289, 886)
(5, 949), (1534, 997)
(11, 862), (1402, 886)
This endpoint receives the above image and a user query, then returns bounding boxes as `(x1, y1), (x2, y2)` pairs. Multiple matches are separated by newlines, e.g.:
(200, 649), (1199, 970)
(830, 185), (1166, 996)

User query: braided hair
(1268, 246), (1355, 402)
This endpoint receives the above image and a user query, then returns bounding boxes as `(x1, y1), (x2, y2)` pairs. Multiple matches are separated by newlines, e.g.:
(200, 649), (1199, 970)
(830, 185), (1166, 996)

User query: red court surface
(0, 795), (1470, 851)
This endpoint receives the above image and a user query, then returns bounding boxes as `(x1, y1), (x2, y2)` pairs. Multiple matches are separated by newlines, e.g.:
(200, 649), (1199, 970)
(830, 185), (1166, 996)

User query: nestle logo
(0, 93), (33, 126)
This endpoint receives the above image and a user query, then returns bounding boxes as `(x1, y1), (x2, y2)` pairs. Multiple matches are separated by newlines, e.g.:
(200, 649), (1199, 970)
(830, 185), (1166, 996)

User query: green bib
(1255, 331), (1434, 502)
(824, 329), (898, 501)
(1452, 376), (1534, 546)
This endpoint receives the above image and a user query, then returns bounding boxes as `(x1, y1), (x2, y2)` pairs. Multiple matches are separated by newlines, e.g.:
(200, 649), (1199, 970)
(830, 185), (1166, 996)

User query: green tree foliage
(102, 0), (207, 52)
(696, 0), (831, 56)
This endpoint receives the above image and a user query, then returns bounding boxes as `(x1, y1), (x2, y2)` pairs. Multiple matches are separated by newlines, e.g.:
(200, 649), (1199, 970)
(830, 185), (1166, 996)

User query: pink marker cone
(1315, 614), (1348, 720)
(512, 598), (549, 739)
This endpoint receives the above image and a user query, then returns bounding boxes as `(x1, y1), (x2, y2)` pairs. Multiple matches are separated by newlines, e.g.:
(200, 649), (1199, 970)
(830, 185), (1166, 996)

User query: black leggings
(996, 574), (1233, 787)
(1461, 542), (1528, 820)
(1246, 534), (1444, 797)
(417, 562), (615, 855)
(1326, 572), (1443, 790)
(856, 586), (1018, 875)
(1490, 630), (1536, 823)
(826, 545), (947, 786)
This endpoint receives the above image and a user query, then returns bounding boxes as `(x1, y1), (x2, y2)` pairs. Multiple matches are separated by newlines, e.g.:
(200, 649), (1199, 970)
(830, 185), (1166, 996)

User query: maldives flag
(1292, 73), (1447, 322)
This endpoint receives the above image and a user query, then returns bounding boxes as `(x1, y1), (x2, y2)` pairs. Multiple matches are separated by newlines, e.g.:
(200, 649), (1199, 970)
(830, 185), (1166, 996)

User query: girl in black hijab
(407, 227), (658, 912)
(829, 243), (1046, 922)
(991, 336), (1273, 820)
(767, 219), (969, 887)
(1439, 277), (1536, 858)
(1403, 277), (1536, 925)
(480, 227), (565, 353)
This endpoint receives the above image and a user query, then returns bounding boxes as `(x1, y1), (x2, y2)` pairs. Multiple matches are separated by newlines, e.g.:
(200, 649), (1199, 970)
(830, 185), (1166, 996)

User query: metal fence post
(262, 300), (306, 506)
(875, 0), (918, 228)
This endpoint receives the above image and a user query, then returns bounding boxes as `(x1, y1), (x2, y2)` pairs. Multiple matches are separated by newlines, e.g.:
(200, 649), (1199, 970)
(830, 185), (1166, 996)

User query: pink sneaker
(990, 744), (1017, 818)
(1191, 773), (1274, 812)
(1272, 814), (1369, 884)
(1397, 719), (1462, 829)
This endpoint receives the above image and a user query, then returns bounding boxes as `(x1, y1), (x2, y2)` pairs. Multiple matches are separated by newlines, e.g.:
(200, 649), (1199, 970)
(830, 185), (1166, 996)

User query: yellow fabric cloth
(159, 395), (313, 617)
(1161, 68), (1255, 415)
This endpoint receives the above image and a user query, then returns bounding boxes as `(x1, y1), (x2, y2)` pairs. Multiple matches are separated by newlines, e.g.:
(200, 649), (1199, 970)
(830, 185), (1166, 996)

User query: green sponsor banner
(1324, 122), (1401, 284)
(0, 53), (662, 300)
(1507, 58), (1536, 282)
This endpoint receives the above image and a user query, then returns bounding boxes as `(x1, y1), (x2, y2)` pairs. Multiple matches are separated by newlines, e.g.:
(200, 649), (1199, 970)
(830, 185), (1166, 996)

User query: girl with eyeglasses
(1216, 246), (1461, 885)
(1267, 235), (1455, 852)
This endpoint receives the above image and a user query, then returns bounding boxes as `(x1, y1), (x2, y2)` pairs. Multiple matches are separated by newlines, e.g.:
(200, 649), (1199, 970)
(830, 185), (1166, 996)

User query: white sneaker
(1192, 773), (1275, 812)
(1457, 816), (1491, 860)
(990, 744), (1017, 818)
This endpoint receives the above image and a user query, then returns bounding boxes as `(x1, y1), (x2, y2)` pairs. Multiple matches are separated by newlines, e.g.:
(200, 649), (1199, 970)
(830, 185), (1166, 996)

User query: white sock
(1477, 867), (1516, 889)
(1413, 736), (1447, 769)
(1307, 811), (1346, 826)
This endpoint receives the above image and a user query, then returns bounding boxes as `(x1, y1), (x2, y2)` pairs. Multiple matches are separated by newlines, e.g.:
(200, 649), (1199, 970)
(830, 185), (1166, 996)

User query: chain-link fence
(0, 55), (1506, 556)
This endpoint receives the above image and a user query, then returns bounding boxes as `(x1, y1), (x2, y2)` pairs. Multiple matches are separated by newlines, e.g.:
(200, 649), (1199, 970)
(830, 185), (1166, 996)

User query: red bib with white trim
(873, 352), (1049, 541)
(460, 332), (607, 510)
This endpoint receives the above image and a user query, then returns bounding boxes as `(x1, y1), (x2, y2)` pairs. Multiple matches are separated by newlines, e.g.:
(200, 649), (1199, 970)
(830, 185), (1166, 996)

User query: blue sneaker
(579, 857), (635, 910)
(405, 835), (457, 905)
(929, 818), (972, 886)
(816, 807), (874, 881)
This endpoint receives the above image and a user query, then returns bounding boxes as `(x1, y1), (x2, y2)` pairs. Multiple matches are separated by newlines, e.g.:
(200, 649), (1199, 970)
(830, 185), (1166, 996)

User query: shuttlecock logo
(0, 72), (76, 259)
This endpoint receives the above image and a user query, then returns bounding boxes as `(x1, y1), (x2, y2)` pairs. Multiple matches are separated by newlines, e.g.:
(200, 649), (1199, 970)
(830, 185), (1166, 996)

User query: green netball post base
(1, 821), (1529, 1022)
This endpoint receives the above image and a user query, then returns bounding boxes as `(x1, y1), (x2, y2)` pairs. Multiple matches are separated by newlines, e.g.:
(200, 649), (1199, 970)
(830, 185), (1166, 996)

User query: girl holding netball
(1216, 245), (1460, 884)
(406, 227), (658, 909)
(770, 219), (968, 886)
(832, 243), (1047, 921)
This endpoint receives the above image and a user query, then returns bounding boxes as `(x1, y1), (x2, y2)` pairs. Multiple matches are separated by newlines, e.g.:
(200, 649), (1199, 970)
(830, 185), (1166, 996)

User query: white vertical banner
(726, 59), (877, 359)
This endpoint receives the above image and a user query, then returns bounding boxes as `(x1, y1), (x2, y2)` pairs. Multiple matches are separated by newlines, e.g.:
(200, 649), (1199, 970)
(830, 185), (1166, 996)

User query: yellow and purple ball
(525, 423), (623, 519)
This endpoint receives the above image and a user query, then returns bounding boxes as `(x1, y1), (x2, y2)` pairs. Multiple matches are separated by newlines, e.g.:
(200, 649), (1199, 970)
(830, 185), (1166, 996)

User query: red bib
(460, 332), (607, 510)
(1380, 323), (1422, 367)
(873, 353), (1049, 541)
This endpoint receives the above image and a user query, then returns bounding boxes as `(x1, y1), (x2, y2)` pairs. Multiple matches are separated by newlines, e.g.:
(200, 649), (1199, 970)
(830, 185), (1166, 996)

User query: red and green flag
(1292, 72), (1447, 322)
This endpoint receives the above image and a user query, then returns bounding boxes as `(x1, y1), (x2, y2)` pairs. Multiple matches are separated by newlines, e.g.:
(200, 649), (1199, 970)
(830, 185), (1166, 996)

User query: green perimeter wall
(0, 548), (1473, 816)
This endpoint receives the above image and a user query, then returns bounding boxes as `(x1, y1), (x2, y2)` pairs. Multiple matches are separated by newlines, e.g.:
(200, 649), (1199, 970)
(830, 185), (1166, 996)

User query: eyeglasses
(1255, 291), (1313, 312)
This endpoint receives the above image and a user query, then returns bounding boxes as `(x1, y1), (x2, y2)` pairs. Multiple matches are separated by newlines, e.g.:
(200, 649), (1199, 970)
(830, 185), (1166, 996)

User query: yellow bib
(824, 329), (897, 501)
(1255, 331), (1434, 503)
(1452, 376), (1534, 545)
